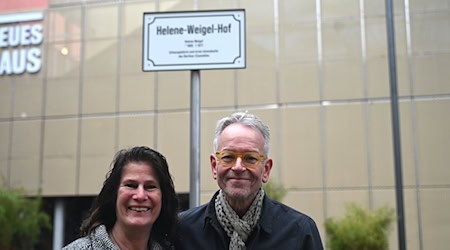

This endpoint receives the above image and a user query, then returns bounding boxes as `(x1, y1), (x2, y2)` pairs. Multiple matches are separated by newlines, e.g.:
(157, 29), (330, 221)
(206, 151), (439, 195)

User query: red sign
(0, 0), (48, 13)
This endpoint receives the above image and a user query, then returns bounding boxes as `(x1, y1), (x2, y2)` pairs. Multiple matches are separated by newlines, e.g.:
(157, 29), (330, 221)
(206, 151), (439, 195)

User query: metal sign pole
(385, 0), (406, 249)
(189, 69), (201, 208)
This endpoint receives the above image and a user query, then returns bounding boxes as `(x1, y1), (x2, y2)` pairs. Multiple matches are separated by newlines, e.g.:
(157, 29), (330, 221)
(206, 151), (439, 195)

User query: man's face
(211, 123), (272, 207)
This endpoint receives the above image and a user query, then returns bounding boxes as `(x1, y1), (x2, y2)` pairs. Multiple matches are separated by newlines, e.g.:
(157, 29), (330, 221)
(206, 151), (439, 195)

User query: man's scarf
(215, 189), (264, 250)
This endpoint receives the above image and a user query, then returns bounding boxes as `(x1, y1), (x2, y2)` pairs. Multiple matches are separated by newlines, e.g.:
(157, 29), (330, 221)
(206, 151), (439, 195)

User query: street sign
(142, 9), (246, 71)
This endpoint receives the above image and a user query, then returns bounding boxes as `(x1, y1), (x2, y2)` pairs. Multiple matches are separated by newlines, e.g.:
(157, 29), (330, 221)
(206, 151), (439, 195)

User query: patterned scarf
(215, 189), (265, 250)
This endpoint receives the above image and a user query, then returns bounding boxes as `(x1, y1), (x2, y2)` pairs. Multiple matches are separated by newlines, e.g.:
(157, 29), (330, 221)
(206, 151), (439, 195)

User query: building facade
(0, 0), (449, 249)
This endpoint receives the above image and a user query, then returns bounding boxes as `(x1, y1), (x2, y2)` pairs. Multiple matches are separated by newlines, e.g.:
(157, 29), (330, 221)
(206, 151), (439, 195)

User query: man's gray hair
(213, 112), (270, 155)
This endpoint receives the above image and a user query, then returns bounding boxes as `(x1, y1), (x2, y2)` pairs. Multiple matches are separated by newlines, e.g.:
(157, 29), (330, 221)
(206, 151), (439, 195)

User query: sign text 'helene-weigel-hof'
(142, 9), (246, 71)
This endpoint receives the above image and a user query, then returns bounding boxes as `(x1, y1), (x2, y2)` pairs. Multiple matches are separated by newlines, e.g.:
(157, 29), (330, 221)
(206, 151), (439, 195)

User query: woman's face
(115, 161), (162, 231)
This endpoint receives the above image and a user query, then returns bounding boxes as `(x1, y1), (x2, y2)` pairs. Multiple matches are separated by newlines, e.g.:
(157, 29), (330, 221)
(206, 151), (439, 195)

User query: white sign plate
(142, 9), (246, 71)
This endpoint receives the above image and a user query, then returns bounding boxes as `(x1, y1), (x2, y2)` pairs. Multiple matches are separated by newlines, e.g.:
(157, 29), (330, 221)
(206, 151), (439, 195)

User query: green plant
(263, 180), (287, 202)
(0, 188), (51, 250)
(324, 203), (395, 250)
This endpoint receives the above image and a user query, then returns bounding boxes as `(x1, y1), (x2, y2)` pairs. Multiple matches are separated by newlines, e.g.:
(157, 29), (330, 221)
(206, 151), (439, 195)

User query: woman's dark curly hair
(80, 146), (179, 246)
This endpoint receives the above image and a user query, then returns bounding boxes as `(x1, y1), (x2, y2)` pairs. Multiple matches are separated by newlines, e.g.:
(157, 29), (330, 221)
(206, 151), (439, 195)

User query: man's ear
(262, 158), (273, 183)
(210, 154), (218, 180)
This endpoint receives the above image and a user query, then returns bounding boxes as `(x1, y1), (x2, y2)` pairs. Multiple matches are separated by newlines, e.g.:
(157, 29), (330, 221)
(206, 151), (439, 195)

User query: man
(176, 112), (324, 250)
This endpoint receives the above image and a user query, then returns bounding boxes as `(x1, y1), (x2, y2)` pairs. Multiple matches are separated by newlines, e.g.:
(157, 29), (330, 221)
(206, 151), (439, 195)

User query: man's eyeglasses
(215, 150), (266, 169)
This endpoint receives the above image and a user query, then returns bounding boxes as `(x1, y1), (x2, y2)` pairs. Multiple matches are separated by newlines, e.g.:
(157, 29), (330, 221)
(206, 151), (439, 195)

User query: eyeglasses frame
(215, 150), (267, 169)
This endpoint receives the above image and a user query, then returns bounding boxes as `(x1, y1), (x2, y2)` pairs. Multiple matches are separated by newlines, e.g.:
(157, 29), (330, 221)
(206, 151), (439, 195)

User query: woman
(63, 146), (178, 250)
